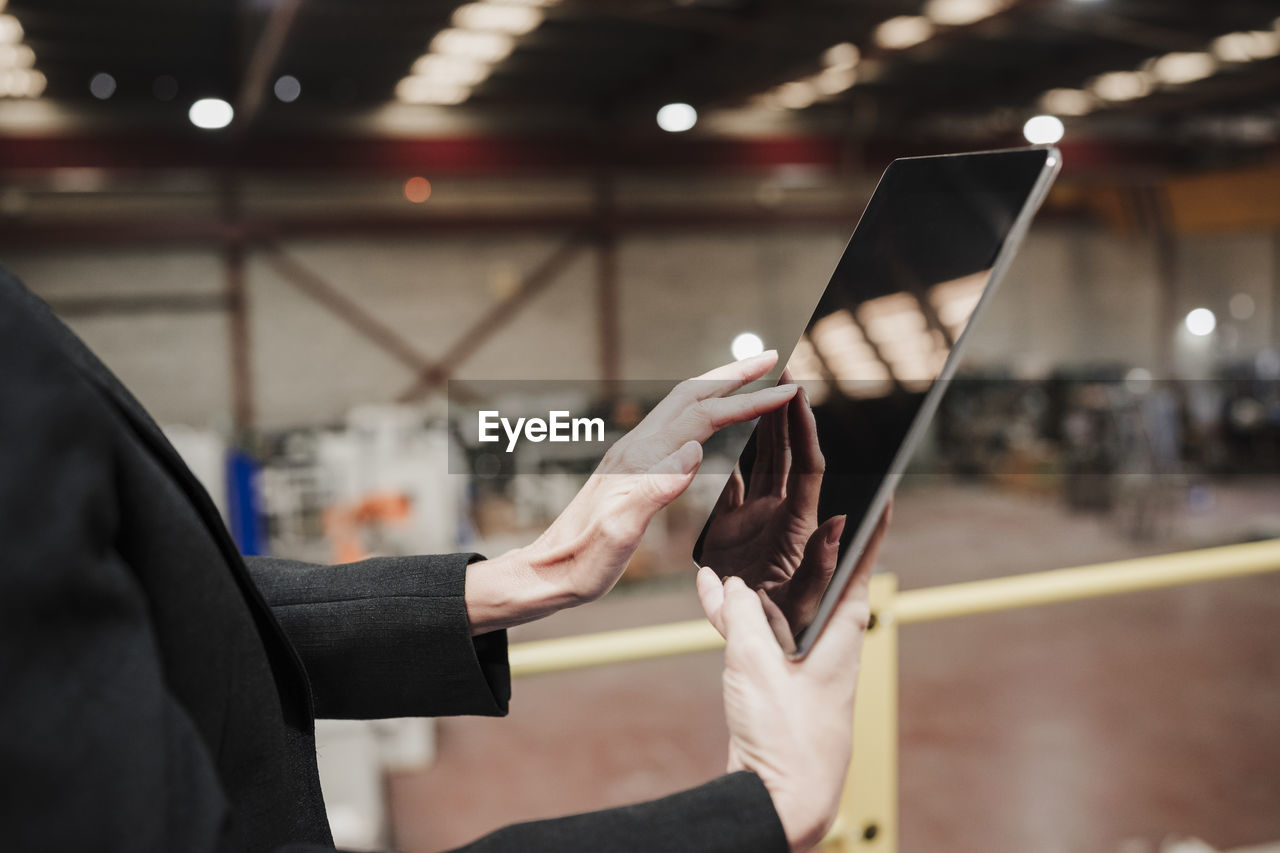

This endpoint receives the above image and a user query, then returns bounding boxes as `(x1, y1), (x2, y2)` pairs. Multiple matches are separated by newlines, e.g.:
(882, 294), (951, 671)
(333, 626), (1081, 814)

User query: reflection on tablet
(694, 148), (1059, 656)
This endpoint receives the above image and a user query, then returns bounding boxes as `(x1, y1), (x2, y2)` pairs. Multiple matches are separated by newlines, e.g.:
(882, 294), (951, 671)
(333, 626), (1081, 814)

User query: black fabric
(0, 267), (788, 853)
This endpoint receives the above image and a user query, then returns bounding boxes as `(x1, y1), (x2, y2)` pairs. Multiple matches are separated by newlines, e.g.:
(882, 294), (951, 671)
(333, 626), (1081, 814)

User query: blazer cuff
(250, 552), (511, 720)
(453, 771), (789, 852)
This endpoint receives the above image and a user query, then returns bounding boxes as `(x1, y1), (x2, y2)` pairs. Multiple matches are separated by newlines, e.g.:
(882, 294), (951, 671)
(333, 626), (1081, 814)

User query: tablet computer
(693, 146), (1060, 658)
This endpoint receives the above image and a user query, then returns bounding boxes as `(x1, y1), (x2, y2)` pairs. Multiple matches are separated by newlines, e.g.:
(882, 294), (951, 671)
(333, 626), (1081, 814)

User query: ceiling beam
(235, 0), (305, 132)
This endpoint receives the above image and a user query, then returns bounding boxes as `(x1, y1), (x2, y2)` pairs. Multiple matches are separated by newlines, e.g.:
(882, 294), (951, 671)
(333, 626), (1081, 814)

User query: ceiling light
(411, 54), (491, 87)
(731, 332), (765, 360)
(431, 28), (515, 63)
(815, 66), (857, 95)
(453, 2), (543, 35)
(1022, 114), (1064, 144)
(273, 74), (301, 102)
(0, 43), (33, 68)
(1211, 30), (1280, 63)
(656, 102), (697, 132)
(1088, 70), (1153, 102)
(21, 68), (43, 97)
(924, 0), (1005, 27)
(89, 72), (116, 100)
(396, 76), (470, 104)
(188, 98), (234, 130)
(1039, 87), (1095, 116)
(0, 14), (22, 44)
(874, 16), (935, 50)
(822, 42), (860, 70)
(776, 80), (818, 109)
(1151, 51), (1216, 84)
(1185, 308), (1216, 337)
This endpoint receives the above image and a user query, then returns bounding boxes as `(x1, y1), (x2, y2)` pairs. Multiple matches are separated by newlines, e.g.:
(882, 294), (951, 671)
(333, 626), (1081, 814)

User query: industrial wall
(5, 223), (1277, 430)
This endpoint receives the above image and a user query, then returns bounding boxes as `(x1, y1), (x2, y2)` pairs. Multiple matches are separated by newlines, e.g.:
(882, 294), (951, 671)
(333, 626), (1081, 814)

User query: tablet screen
(693, 148), (1057, 655)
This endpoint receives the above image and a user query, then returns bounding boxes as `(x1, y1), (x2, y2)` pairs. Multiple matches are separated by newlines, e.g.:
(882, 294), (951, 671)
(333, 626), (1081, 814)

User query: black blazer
(0, 269), (788, 853)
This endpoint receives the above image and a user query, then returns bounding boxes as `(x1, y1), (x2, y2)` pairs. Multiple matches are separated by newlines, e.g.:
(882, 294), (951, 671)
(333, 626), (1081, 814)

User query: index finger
(684, 349), (779, 401)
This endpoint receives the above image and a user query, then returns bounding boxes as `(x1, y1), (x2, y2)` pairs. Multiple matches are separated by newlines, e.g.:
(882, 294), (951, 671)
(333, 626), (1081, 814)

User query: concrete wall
(4, 223), (1277, 431)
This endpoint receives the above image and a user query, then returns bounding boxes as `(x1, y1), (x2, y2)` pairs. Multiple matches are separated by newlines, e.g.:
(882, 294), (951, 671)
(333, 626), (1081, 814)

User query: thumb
(636, 440), (702, 510)
(721, 576), (784, 661)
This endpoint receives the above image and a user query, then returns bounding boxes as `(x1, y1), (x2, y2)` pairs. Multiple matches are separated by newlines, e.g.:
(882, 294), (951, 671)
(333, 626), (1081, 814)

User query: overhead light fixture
(89, 72), (116, 100)
(273, 74), (301, 103)
(1211, 30), (1280, 63)
(923, 0), (1006, 27)
(815, 66), (857, 95)
(0, 14), (22, 44)
(874, 16), (935, 50)
(1150, 51), (1216, 84)
(730, 332), (765, 361)
(822, 42), (860, 70)
(776, 80), (818, 109)
(1022, 114), (1065, 144)
(1088, 70), (1153, 102)
(396, 75), (470, 105)
(188, 98), (234, 130)
(656, 102), (697, 132)
(0, 67), (41, 98)
(1185, 308), (1216, 337)
(452, 2), (543, 35)
(1039, 87), (1095, 116)
(430, 28), (515, 63)
(411, 54), (491, 87)
(0, 42), (32, 68)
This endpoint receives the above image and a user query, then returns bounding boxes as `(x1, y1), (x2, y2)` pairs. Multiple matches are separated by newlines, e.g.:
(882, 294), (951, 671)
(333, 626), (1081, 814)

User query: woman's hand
(466, 350), (799, 634)
(697, 506), (890, 853)
(699, 385), (843, 639)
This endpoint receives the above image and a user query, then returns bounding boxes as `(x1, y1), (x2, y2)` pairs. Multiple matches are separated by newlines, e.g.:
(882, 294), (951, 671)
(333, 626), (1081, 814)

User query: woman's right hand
(696, 506), (890, 852)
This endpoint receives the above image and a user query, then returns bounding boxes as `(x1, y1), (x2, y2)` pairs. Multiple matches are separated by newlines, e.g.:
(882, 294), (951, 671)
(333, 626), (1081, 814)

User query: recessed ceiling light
(431, 28), (515, 63)
(1022, 114), (1064, 144)
(1211, 30), (1280, 63)
(89, 72), (116, 100)
(411, 54), (491, 87)
(923, 0), (1006, 27)
(1088, 70), (1153, 102)
(776, 80), (818, 109)
(0, 43), (33, 68)
(1039, 87), (1095, 116)
(189, 98), (234, 130)
(822, 42), (859, 70)
(874, 16), (935, 50)
(452, 2), (543, 35)
(273, 74), (301, 103)
(0, 14), (23, 44)
(815, 66), (857, 95)
(656, 102), (697, 132)
(1150, 51), (1216, 84)
(396, 76), (470, 105)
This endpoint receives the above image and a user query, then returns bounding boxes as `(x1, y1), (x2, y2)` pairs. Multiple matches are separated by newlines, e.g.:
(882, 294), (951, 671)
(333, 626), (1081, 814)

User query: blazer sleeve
(244, 553), (510, 720)
(444, 771), (789, 853)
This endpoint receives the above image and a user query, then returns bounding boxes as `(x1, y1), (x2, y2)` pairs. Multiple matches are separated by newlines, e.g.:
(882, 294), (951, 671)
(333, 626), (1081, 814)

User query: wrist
(464, 546), (580, 635)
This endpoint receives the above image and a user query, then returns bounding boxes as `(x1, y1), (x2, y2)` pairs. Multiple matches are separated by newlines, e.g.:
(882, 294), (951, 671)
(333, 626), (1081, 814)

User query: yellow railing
(507, 538), (1280, 852)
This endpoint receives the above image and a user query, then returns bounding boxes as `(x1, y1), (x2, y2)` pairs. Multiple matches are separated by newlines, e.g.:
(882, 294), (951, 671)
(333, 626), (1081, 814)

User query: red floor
(387, 480), (1280, 852)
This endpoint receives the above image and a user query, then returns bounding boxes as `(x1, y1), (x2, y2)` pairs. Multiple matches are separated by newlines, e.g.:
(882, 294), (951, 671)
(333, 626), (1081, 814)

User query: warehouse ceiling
(2, 0), (1280, 166)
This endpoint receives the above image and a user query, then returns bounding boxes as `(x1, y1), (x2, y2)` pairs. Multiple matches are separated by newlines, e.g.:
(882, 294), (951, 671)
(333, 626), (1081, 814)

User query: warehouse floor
(387, 478), (1280, 853)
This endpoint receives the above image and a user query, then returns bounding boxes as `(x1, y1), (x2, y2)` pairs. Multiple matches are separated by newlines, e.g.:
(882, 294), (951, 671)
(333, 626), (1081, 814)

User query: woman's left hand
(466, 350), (798, 634)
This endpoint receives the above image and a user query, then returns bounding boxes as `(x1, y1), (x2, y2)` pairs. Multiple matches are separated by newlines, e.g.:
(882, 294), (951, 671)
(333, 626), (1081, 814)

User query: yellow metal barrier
(506, 538), (1280, 852)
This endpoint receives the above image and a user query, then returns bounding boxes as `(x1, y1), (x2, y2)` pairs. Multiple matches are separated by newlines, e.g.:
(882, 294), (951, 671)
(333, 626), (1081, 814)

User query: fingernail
(827, 515), (847, 545)
(772, 383), (798, 396)
(678, 441), (702, 473)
